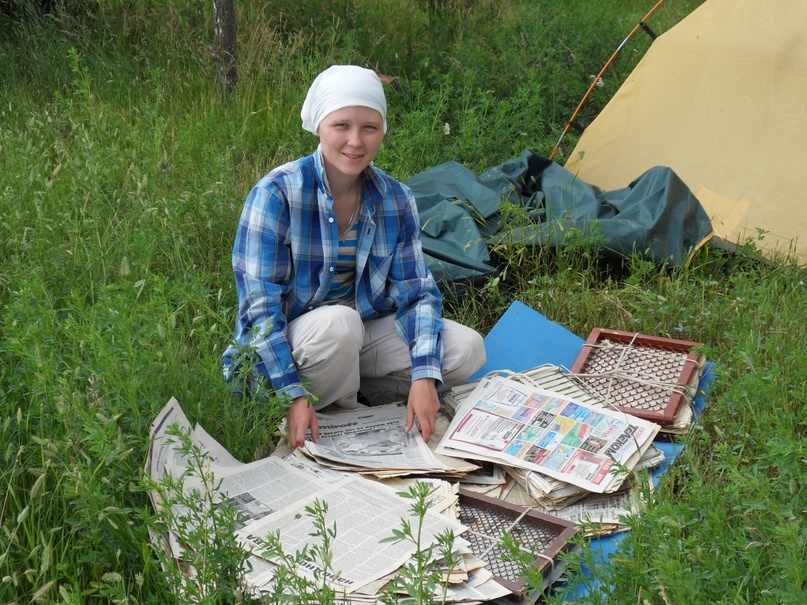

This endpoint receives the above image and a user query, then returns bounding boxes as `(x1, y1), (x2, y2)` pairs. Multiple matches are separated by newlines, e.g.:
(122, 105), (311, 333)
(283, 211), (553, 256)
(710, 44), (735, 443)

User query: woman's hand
(287, 395), (319, 448)
(405, 378), (440, 443)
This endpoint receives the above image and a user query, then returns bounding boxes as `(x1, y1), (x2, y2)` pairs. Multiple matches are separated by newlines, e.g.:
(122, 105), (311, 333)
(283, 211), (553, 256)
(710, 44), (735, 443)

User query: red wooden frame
(457, 488), (578, 596)
(568, 328), (703, 426)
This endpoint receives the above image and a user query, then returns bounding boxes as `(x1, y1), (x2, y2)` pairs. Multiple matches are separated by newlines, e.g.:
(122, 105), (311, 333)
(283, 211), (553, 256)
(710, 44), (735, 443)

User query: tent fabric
(564, 0), (807, 265)
(406, 150), (713, 285)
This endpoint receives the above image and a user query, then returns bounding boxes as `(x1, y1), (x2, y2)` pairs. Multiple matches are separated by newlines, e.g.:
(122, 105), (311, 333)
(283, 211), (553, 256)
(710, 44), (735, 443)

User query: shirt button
(328, 217), (334, 223)
(308, 306), (314, 310)
(329, 266), (334, 272)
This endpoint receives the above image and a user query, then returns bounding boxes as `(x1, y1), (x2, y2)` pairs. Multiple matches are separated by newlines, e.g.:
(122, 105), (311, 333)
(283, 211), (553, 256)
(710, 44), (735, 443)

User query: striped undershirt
(324, 222), (358, 305)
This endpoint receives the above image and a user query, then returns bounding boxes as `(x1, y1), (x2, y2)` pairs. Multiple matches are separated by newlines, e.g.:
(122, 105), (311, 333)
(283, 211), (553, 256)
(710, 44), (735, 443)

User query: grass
(1, 0), (805, 603)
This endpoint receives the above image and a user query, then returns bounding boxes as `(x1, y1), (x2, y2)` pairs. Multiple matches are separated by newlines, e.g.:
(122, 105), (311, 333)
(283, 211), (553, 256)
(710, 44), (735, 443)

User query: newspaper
(300, 402), (455, 475)
(146, 398), (245, 494)
(375, 476), (459, 513)
(236, 475), (466, 594)
(146, 398), (481, 600)
(503, 472), (638, 535)
(272, 406), (479, 478)
(147, 396), (592, 602)
(146, 398), (282, 591)
(194, 456), (350, 529)
(145, 398), (222, 563)
(436, 373), (660, 493)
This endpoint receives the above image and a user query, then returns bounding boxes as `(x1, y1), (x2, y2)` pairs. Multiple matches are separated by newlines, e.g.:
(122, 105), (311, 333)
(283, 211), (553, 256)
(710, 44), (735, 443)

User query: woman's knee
(290, 305), (364, 367)
(442, 322), (486, 385)
(318, 305), (364, 343)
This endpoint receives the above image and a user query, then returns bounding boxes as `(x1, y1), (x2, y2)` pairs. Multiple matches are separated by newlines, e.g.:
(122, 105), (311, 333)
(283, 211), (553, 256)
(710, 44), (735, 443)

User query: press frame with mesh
(456, 488), (578, 596)
(568, 328), (703, 426)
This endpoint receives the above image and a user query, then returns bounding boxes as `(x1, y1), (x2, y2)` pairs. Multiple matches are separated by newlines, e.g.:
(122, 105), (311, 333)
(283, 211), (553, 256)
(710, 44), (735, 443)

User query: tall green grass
(2, 0), (805, 603)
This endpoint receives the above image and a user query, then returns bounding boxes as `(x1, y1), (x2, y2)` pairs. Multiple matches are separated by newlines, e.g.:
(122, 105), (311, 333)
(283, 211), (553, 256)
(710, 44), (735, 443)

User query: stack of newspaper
(437, 365), (665, 532)
(146, 398), (514, 603)
(497, 476), (641, 537)
(294, 401), (479, 479)
(145, 361), (668, 600)
(455, 461), (509, 498)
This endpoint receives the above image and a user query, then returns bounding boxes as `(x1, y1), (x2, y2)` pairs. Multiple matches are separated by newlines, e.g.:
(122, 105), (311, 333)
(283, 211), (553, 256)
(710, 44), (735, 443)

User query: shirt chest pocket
(366, 251), (394, 299)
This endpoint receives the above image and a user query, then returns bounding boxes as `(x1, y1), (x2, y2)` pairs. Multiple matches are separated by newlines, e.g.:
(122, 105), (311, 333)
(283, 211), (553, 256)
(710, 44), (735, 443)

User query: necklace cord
(338, 183), (362, 238)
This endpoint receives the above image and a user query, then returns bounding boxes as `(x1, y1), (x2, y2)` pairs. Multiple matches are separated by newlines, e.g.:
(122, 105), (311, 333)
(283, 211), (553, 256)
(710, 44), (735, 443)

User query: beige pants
(287, 305), (486, 409)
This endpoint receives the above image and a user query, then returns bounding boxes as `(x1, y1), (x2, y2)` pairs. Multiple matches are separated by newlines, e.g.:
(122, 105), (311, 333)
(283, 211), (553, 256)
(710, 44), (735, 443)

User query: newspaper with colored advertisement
(435, 374), (660, 493)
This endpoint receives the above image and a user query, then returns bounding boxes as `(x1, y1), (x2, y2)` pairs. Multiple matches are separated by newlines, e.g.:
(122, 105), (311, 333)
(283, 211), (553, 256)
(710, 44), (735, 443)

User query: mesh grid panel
(457, 499), (561, 582)
(578, 339), (691, 412)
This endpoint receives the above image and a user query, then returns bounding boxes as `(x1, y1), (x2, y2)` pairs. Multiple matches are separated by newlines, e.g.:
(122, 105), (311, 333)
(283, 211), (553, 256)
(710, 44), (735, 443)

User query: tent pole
(549, 0), (667, 161)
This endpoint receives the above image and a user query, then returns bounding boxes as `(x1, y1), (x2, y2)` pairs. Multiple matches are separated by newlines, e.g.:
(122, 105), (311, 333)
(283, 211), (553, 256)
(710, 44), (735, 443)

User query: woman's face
(317, 105), (385, 184)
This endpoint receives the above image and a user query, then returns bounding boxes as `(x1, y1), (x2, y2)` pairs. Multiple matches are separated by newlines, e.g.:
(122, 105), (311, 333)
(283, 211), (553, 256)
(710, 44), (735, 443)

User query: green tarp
(406, 150), (713, 286)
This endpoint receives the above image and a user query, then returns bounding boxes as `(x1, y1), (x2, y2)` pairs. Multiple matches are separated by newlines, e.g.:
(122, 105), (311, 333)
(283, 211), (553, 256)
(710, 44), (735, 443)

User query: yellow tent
(564, 0), (807, 264)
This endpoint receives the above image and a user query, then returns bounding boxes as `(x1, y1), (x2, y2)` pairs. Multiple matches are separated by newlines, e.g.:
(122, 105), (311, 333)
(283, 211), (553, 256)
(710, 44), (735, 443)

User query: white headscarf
(300, 65), (387, 135)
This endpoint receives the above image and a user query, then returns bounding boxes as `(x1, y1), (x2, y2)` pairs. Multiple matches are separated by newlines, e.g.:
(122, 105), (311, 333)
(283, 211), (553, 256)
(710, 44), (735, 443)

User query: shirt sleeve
(232, 182), (307, 400)
(387, 185), (445, 386)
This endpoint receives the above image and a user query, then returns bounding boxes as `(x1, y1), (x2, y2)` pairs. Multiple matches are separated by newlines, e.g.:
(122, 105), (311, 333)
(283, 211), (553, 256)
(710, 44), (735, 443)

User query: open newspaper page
(213, 456), (352, 596)
(146, 397), (193, 487)
(146, 400), (510, 601)
(236, 475), (466, 595)
(185, 455), (348, 530)
(145, 398), (203, 564)
(301, 402), (452, 474)
(436, 375), (660, 493)
(148, 398), (244, 481)
(147, 398), (283, 591)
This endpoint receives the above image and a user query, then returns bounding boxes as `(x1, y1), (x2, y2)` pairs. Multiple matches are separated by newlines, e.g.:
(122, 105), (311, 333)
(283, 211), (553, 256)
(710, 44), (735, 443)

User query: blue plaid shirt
(222, 148), (444, 400)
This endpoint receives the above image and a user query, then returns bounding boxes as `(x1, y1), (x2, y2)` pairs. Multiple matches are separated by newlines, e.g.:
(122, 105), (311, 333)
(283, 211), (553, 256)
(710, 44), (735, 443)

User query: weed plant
(261, 498), (341, 605)
(2, 0), (805, 603)
(138, 426), (250, 604)
(380, 482), (459, 605)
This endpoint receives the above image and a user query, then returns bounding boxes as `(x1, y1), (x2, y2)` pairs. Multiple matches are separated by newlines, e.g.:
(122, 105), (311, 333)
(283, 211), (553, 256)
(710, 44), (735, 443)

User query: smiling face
(317, 105), (385, 186)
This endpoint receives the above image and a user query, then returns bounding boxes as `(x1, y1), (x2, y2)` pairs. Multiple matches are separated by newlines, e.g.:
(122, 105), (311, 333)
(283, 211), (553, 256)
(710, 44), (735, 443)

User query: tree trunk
(212, 0), (237, 100)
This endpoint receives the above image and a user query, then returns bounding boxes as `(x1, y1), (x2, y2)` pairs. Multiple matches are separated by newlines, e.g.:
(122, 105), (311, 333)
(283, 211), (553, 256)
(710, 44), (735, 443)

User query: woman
(222, 65), (485, 449)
